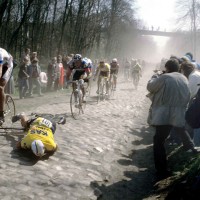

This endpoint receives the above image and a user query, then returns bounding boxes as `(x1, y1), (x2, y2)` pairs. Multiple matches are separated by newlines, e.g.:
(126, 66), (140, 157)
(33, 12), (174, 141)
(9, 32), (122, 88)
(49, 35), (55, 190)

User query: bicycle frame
(109, 74), (116, 96)
(97, 76), (108, 102)
(74, 80), (83, 104)
(70, 79), (86, 119)
(132, 72), (140, 89)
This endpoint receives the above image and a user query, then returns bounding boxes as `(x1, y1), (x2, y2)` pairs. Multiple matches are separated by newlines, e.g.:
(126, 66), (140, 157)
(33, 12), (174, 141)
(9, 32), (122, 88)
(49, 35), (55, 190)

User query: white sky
(136, 0), (177, 32)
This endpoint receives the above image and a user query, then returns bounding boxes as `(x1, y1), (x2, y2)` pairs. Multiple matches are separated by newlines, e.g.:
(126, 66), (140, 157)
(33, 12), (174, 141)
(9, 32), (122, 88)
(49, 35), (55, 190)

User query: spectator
(40, 71), (47, 92)
(47, 57), (56, 92)
(27, 58), (42, 97)
(62, 55), (72, 87)
(30, 52), (38, 63)
(184, 52), (200, 70)
(180, 61), (200, 146)
(54, 58), (60, 91)
(18, 56), (30, 99)
(147, 59), (198, 180)
(21, 48), (31, 65)
(57, 55), (64, 90)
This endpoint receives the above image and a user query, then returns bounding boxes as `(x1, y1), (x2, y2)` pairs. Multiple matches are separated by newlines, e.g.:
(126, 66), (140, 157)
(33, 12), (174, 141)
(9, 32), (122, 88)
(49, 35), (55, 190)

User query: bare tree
(176, 0), (200, 57)
(0, 0), (140, 61)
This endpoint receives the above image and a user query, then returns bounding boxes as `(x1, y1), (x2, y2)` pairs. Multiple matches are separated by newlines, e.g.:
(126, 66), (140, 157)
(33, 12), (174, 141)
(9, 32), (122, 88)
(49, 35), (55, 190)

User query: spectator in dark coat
(27, 59), (42, 97)
(47, 57), (57, 92)
(18, 57), (29, 99)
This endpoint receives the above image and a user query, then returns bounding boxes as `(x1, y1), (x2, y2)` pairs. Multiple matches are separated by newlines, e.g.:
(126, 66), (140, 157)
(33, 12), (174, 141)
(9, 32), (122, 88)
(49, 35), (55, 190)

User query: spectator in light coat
(147, 59), (197, 179)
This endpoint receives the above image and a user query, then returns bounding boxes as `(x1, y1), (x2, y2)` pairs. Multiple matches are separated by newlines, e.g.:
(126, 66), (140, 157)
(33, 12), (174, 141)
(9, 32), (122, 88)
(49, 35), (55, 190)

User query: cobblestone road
(0, 67), (156, 200)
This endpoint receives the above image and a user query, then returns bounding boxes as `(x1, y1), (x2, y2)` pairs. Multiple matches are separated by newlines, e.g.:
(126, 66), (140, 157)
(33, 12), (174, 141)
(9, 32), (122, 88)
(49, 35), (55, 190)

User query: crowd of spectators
(10, 48), (75, 99)
(147, 52), (200, 180)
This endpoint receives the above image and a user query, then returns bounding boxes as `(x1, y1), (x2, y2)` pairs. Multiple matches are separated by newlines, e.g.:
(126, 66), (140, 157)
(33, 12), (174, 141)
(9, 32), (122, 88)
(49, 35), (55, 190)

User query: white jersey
(82, 57), (93, 68)
(0, 48), (13, 81)
(0, 48), (13, 68)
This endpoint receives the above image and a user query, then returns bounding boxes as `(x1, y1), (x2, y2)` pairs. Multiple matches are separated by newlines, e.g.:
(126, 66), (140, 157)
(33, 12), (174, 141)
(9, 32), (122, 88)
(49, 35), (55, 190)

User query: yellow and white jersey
(21, 117), (57, 151)
(97, 63), (110, 72)
(95, 63), (110, 78)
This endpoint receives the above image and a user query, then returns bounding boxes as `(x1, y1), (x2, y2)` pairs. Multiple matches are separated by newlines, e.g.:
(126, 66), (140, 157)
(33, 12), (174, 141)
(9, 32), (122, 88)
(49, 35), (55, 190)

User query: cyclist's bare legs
(0, 78), (6, 121)
(81, 84), (85, 102)
(72, 82), (78, 104)
(106, 79), (109, 94)
(97, 76), (102, 93)
(113, 75), (117, 89)
(109, 74), (112, 88)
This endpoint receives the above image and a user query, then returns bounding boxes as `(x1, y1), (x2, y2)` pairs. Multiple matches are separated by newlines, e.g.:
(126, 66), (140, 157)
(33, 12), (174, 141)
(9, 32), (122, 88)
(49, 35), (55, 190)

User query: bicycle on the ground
(69, 79), (86, 119)
(0, 94), (16, 128)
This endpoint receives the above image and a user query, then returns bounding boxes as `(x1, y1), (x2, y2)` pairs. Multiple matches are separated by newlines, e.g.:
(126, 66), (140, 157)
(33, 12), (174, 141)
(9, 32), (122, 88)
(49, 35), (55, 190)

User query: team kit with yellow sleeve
(21, 117), (57, 151)
(97, 63), (110, 78)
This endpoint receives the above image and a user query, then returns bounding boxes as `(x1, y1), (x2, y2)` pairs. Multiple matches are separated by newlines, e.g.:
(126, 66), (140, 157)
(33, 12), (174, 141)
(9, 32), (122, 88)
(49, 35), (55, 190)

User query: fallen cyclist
(12, 112), (59, 157)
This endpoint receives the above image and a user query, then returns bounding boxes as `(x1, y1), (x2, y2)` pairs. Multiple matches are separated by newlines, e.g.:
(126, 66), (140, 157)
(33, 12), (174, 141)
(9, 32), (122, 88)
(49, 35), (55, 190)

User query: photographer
(147, 59), (198, 180)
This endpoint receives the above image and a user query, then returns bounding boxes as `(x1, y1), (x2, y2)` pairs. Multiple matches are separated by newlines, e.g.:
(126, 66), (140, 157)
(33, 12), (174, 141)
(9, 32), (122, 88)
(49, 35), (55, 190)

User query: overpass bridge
(136, 29), (188, 37)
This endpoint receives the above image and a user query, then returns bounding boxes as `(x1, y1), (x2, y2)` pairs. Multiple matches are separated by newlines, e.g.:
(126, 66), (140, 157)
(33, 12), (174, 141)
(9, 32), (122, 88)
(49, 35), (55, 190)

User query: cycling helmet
(112, 58), (118, 63)
(31, 140), (45, 157)
(99, 59), (105, 63)
(73, 54), (82, 61)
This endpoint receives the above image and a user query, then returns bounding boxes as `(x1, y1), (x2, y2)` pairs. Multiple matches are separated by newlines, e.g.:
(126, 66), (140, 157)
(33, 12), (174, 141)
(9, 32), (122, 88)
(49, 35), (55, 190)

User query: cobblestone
(0, 68), (156, 199)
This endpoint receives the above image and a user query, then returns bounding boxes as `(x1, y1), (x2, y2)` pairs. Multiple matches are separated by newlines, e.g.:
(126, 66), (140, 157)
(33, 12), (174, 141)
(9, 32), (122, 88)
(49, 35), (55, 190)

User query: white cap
(31, 140), (45, 157)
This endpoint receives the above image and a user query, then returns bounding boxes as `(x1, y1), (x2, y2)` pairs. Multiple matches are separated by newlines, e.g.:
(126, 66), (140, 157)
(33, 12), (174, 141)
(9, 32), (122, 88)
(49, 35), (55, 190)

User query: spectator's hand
(151, 74), (159, 79)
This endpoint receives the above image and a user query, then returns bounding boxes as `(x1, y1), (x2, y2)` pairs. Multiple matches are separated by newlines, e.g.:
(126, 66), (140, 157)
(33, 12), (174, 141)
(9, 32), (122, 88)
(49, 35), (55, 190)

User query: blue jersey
(82, 57), (93, 69)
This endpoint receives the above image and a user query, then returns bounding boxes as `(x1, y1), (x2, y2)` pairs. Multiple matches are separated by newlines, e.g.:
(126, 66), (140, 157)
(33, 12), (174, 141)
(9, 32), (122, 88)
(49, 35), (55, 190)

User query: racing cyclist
(66, 54), (92, 104)
(93, 60), (110, 95)
(13, 113), (58, 157)
(131, 59), (142, 87)
(0, 48), (13, 124)
(110, 58), (119, 90)
(131, 59), (142, 78)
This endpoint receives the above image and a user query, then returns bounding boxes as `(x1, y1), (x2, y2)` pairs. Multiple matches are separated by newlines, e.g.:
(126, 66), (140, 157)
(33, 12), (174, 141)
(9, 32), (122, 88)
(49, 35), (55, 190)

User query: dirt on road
(0, 66), (159, 200)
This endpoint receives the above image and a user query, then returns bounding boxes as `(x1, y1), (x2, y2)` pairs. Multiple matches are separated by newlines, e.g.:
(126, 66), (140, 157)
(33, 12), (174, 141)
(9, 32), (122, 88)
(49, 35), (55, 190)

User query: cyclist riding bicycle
(0, 48), (13, 124)
(93, 60), (110, 95)
(66, 54), (92, 104)
(131, 59), (142, 79)
(110, 58), (119, 90)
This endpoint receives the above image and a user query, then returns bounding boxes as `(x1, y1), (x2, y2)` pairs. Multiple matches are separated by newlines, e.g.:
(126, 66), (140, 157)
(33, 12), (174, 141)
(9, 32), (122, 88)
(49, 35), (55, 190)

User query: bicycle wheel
(100, 81), (106, 101)
(97, 85), (101, 103)
(110, 81), (115, 97)
(80, 89), (86, 114)
(70, 91), (81, 119)
(134, 75), (139, 89)
(97, 80), (102, 103)
(102, 81), (107, 100)
(4, 94), (16, 125)
(85, 81), (91, 97)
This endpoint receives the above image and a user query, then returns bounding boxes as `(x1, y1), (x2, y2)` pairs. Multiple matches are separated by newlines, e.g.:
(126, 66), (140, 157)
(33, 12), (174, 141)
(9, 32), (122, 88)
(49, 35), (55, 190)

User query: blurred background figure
(40, 71), (47, 93)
